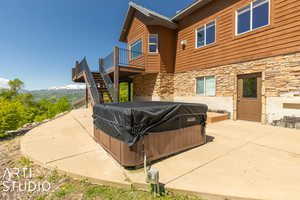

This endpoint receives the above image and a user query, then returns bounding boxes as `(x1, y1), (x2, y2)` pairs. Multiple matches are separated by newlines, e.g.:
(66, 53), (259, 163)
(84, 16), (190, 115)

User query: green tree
(16, 93), (34, 107)
(54, 97), (72, 112)
(0, 78), (72, 134)
(0, 78), (24, 100)
(0, 89), (17, 100)
(0, 99), (23, 133)
(8, 78), (24, 92)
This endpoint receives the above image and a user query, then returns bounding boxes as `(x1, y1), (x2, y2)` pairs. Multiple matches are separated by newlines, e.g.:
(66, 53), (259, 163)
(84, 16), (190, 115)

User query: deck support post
(113, 46), (119, 103)
(98, 58), (104, 104)
(128, 81), (132, 102)
(85, 84), (88, 108)
(99, 58), (104, 73)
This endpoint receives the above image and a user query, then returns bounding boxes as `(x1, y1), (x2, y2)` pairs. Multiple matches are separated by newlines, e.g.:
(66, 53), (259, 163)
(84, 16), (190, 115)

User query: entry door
(237, 73), (262, 122)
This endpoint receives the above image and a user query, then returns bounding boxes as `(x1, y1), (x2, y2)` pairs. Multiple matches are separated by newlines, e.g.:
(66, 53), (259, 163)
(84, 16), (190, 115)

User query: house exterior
(98, 0), (300, 124)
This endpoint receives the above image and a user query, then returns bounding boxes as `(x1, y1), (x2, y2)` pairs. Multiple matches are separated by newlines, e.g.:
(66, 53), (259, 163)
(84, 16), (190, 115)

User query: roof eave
(171, 0), (213, 21)
(148, 14), (178, 29)
(119, 6), (135, 42)
(119, 2), (177, 43)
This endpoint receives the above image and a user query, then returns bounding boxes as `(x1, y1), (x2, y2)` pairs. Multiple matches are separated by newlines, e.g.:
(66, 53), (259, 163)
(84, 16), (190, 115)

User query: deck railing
(72, 97), (87, 109)
(101, 47), (145, 72)
(102, 51), (114, 71)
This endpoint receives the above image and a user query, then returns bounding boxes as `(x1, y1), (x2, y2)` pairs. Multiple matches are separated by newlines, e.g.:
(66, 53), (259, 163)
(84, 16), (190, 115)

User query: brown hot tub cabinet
(93, 102), (207, 168)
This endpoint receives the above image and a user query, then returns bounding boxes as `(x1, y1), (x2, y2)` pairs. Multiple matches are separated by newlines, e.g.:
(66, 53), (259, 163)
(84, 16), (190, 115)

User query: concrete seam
(45, 149), (98, 164)
(71, 112), (95, 138)
(251, 142), (300, 156)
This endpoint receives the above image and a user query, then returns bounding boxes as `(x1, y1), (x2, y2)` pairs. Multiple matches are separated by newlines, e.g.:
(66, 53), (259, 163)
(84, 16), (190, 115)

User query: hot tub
(93, 102), (207, 168)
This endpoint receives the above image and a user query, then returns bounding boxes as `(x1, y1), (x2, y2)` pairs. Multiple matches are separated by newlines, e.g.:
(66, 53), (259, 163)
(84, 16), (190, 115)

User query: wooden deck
(106, 65), (145, 82)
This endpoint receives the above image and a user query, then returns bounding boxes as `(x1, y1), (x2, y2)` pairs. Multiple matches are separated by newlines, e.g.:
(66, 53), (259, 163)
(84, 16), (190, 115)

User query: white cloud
(48, 84), (86, 90)
(0, 78), (9, 89)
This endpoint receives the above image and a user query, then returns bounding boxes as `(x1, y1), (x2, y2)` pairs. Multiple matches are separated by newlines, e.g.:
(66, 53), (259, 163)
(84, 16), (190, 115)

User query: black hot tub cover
(93, 101), (207, 146)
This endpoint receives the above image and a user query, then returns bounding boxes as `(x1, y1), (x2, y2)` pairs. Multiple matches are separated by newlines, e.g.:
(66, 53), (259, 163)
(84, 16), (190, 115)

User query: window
(148, 34), (158, 53)
(130, 39), (142, 59)
(236, 0), (269, 35)
(196, 76), (216, 96)
(196, 20), (216, 48)
(243, 77), (257, 98)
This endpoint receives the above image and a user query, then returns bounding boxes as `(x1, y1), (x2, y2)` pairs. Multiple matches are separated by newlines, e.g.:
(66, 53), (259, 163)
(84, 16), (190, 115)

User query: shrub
(0, 78), (72, 133)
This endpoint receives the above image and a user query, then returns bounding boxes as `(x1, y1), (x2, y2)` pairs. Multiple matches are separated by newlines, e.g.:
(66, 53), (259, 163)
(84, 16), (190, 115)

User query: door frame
(236, 72), (263, 122)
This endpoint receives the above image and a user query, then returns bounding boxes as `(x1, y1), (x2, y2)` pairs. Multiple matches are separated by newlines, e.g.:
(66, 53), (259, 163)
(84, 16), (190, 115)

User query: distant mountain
(1, 81), (86, 103)
(30, 84), (86, 103)
(0, 78), (9, 89)
(30, 88), (85, 103)
(48, 84), (86, 90)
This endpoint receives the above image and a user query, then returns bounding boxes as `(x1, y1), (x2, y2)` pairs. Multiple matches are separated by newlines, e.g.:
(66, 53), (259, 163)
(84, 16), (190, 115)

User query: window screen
(196, 77), (205, 94)
(196, 76), (216, 96)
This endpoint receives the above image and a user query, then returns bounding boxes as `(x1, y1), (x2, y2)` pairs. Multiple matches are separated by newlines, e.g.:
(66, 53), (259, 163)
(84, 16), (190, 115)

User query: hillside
(3, 82), (130, 104)
(30, 89), (85, 103)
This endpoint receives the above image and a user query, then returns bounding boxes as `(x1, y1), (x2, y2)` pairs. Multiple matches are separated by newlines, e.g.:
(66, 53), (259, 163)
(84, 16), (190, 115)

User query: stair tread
(90, 72), (113, 102)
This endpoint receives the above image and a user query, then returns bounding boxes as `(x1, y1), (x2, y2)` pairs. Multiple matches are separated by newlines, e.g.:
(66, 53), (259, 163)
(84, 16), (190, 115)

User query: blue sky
(0, 0), (195, 90)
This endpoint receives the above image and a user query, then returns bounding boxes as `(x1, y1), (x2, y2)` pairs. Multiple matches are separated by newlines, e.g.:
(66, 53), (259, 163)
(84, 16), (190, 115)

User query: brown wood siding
(175, 0), (300, 72)
(159, 27), (176, 73)
(126, 12), (146, 46)
(126, 12), (176, 73)
(146, 54), (160, 72)
(126, 11), (149, 70)
(128, 56), (145, 69)
(147, 26), (176, 73)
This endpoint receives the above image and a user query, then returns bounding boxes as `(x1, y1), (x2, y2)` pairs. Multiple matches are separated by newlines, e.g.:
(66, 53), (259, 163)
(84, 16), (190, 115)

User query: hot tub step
(207, 112), (228, 123)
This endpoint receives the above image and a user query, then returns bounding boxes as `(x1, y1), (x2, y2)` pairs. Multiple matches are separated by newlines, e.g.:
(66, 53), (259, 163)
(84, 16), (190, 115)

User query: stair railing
(99, 53), (116, 102)
(75, 58), (101, 105)
(97, 46), (145, 103)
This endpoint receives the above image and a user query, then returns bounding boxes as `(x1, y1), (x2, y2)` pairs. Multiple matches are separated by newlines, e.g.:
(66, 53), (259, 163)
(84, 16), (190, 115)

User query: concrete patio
(21, 108), (300, 200)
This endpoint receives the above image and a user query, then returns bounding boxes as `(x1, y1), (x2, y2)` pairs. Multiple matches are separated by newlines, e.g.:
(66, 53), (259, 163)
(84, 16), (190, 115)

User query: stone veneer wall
(133, 73), (174, 101)
(133, 52), (300, 124)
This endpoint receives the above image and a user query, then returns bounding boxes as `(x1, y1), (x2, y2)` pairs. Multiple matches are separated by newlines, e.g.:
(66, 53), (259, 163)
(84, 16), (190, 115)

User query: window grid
(236, 0), (269, 35)
(148, 34), (158, 53)
(195, 20), (216, 49)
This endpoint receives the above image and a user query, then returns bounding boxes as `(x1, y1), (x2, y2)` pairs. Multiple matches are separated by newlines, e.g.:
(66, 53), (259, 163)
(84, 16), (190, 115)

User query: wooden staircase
(91, 72), (113, 103)
(72, 58), (114, 105)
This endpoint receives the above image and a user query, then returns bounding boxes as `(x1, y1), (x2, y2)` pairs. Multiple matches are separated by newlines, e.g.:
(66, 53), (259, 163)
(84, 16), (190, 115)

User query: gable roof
(119, 1), (214, 42)
(119, 2), (177, 42)
(172, 0), (213, 21)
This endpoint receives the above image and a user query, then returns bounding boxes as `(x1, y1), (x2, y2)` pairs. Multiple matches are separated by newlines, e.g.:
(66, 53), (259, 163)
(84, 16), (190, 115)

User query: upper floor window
(196, 76), (216, 96)
(148, 34), (158, 53)
(236, 0), (270, 35)
(196, 20), (216, 48)
(130, 39), (142, 60)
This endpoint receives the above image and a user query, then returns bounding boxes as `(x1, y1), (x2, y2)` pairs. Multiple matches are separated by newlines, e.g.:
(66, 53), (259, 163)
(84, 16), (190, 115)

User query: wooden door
(237, 73), (262, 122)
